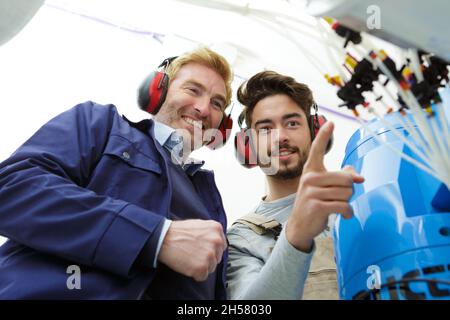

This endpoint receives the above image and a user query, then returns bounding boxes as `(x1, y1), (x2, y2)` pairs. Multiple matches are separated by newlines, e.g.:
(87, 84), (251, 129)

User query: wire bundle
(320, 17), (450, 190)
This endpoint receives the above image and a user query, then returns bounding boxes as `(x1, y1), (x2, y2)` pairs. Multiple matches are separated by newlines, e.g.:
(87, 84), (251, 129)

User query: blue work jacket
(0, 101), (228, 299)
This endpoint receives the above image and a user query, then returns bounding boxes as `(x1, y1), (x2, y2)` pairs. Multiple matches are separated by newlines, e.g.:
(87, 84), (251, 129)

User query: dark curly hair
(237, 71), (314, 127)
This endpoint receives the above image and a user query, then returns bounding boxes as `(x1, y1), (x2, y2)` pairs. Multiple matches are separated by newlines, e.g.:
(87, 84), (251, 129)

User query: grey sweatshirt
(227, 194), (333, 299)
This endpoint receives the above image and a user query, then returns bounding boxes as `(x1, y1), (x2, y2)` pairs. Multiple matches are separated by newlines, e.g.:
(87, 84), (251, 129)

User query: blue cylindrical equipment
(334, 96), (450, 300)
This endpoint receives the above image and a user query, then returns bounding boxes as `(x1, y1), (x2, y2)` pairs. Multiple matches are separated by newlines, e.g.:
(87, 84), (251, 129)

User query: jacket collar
(121, 116), (205, 175)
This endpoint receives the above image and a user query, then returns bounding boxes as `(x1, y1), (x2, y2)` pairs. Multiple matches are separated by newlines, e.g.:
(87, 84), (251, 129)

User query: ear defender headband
(234, 102), (333, 168)
(137, 56), (233, 149)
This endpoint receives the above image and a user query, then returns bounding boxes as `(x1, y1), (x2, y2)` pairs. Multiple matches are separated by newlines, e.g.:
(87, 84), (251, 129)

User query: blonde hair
(165, 46), (233, 109)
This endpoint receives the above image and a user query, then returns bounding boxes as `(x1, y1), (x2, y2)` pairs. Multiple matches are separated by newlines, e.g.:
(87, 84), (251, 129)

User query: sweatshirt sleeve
(227, 226), (315, 299)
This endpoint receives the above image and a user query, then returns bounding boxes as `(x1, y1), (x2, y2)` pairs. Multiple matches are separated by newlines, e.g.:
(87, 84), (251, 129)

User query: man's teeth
(183, 117), (202, 129)
(279, 151), (294, 156)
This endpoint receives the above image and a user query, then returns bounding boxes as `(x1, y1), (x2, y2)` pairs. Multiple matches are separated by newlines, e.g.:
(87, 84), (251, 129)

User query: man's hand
(286, 121), (365, 252)
(158, 219), (227, 282)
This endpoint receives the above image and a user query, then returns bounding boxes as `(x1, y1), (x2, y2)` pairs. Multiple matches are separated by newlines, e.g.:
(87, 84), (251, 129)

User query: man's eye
(212, 100), (224, 110)
(287, 121), (300, 127)
(187, 87), (199, 94)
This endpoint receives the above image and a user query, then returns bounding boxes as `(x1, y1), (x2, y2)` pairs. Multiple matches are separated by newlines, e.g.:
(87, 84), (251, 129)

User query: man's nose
(276, 127), (289, 144)
(194, 97), (211, 119)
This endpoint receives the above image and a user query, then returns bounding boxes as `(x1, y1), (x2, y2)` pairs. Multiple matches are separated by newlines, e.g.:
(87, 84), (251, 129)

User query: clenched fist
(158, 219), (227, 281)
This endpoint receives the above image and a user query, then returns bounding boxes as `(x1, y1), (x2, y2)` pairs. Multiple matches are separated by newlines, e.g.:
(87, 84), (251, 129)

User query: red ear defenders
(137, 56), (233, 150)
(234, 103), (333, 168)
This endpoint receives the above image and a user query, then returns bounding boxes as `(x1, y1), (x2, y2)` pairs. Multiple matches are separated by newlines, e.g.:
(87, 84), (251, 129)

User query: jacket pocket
(89, 134), (166, 208)
(102, 135), (161, 174)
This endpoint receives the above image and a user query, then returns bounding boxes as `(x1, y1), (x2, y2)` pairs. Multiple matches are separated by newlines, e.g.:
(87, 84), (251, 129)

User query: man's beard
(272, 145), (309, 180)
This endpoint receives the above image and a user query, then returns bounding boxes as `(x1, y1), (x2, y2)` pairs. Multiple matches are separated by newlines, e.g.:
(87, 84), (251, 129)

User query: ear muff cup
(309, 114), (333, 153)
(206, 114), (233, 150)
(234, 129), (257, 168)
(137, 71), (169, 115)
